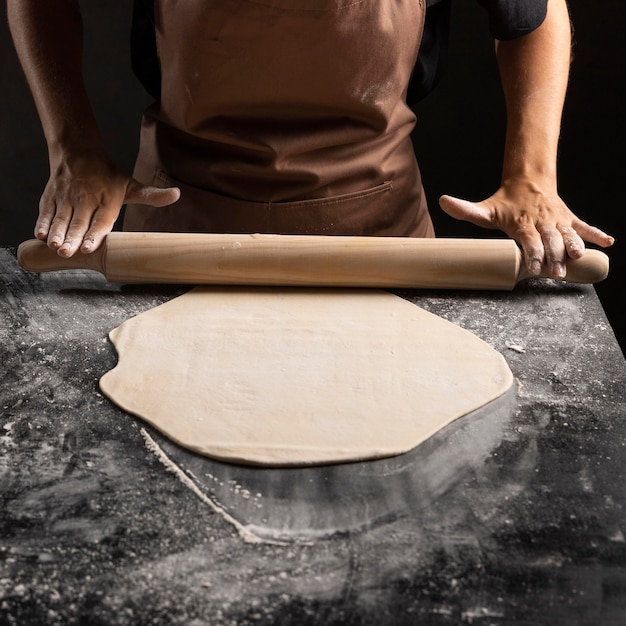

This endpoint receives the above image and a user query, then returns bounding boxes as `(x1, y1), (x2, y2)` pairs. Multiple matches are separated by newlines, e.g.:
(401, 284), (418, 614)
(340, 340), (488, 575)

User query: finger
(57, 216), (92, 258)
(80, 205), (120, 254)
(571, 219), (615, 248)
(438, 195), (495, 229)
(57, 193), (101, 257)
(35, 194), (57, 241)
(46, 203), (75, 250)
(557, 225), (585, 259)
(125, 180), (181, 207)
(517, 228), (545, 276)
(540, 226), (566, 279)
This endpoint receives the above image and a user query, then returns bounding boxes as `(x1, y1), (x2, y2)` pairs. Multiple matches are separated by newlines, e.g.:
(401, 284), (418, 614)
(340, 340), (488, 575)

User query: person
(7, 0), (614, 279)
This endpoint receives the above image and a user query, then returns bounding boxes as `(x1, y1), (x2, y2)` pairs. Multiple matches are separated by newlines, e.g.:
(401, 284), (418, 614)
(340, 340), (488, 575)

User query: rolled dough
(100, 288), (513, 466)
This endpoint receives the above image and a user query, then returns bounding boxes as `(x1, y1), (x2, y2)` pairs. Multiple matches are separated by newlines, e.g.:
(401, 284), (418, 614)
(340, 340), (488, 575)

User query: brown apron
(124, 0), (434, 238)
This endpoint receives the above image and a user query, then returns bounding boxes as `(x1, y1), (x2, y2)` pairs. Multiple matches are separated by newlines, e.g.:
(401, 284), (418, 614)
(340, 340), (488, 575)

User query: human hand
(439, 178), (614, 279)
(36, 151), (180, 257)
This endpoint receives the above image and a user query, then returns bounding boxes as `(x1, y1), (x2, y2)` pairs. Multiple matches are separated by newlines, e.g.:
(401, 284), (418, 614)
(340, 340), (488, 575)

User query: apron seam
(267, 182), (393, 209)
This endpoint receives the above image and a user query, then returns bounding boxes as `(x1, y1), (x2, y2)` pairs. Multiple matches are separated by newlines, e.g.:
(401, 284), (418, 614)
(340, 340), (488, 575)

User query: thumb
(125, 178), (181, 207)
(439, 194), (494, 229)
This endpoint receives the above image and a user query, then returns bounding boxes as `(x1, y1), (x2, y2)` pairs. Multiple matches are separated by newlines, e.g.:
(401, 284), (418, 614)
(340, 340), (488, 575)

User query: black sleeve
(408, 0), (550, 105)
(407, 0), (452, 105)
(475, 0), (548, 40)
(131, 0), (161, 99)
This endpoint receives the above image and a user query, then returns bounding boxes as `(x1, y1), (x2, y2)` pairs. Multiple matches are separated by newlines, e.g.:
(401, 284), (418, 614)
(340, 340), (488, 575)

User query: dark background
(1, 1), (624, 355)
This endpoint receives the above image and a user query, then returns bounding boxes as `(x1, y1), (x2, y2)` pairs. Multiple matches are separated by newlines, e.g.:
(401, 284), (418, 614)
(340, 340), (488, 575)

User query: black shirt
(408, 0), (548, 102)
(130, 0), (548, 104)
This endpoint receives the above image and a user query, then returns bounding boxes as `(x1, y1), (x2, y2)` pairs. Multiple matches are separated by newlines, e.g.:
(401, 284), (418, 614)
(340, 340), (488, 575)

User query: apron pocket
(129, 170), (397, 236)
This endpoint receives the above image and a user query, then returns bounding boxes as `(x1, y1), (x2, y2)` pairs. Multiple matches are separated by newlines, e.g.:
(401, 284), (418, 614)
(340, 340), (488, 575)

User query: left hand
(439, 177), (614, 278)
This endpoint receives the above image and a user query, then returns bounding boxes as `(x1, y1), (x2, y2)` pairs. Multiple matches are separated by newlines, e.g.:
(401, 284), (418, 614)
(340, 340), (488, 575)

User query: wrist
(501, 143), (558, 190)
(46, 113), (105, 162)
(47, 131), (107, 168)
(500, 171), (559, 196)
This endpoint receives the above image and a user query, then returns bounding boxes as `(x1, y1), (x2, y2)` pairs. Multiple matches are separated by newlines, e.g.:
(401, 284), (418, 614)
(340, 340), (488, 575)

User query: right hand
(36, 151), (180, 257)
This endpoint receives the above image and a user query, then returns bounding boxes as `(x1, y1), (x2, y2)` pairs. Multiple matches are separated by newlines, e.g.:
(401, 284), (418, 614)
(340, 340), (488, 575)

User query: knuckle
(71, 191), (97, 212)
(510, 212), (534, 237)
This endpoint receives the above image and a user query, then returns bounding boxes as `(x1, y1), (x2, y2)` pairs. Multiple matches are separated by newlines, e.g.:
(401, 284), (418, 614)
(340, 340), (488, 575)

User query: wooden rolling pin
(17, 232), (609, 290)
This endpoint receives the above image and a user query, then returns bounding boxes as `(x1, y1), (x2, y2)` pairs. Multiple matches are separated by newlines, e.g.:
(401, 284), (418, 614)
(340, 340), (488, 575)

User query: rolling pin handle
(17, 239), (107, 276)
(517, 248), (610, 285)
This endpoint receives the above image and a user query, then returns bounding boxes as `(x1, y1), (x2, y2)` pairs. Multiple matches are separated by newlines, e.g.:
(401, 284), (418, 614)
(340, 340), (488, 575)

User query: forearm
(495, 0), (572, 186)
(7, 0), (104, 161)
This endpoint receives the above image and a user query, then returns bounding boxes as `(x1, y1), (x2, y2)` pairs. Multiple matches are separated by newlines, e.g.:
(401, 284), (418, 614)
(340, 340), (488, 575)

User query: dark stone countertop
(1, 247), (625, 625)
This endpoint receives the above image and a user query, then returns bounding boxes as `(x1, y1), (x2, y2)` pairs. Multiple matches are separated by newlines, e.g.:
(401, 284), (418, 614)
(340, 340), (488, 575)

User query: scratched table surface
(1, 246), (625, 626)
